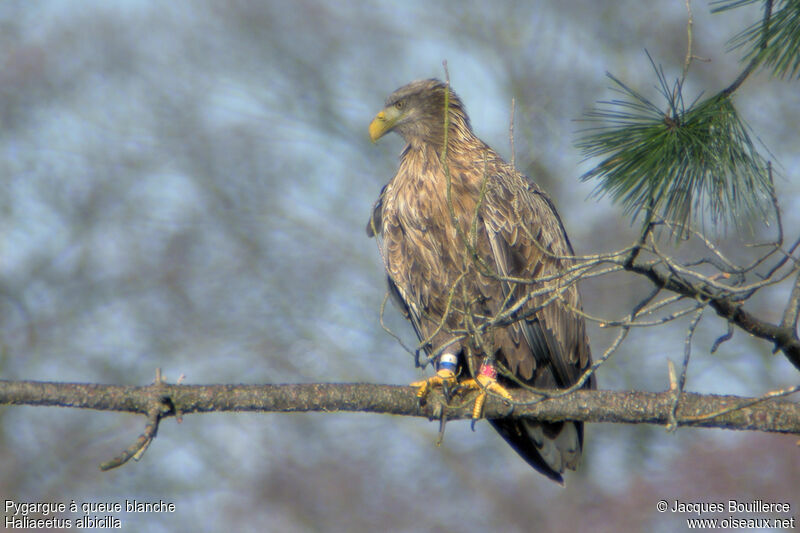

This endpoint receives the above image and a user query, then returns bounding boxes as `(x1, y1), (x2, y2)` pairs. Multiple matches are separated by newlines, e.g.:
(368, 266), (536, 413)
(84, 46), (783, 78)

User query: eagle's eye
(394, 100), (405, 110)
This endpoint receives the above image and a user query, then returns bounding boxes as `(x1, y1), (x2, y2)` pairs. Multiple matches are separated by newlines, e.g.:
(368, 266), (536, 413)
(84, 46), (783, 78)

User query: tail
(489, 419), (583, 485)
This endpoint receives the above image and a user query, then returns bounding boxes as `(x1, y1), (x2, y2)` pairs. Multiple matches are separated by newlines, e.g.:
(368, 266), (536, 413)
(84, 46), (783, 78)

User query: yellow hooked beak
(369, 105), (403, 143)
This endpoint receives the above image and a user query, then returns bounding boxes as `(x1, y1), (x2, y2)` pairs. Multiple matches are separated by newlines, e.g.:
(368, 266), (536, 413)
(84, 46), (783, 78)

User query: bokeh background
(1, 1), (798, 532)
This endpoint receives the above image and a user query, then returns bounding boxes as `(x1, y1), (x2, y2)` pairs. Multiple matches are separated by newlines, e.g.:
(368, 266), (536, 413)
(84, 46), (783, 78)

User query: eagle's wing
(481, 174), (590, 385)
(479, 171), (594, 482)
(366, 184), (386, 238)
(367, 184), (437, 366)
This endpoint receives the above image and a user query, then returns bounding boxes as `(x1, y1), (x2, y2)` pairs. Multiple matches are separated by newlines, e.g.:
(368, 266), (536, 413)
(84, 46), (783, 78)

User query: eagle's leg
(410, 350), (459, 400)
(459, 361), (513, 428)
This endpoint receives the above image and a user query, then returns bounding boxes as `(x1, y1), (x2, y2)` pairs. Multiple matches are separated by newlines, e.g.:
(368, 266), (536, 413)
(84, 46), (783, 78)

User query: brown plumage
(367, 79), (595, 483)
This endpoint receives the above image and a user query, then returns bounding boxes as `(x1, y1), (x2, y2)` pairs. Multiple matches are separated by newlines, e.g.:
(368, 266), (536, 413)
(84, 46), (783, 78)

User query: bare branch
(624, 258), (800, 370)
(711, 322), (734, 354)
(2, 379), (799, 437)
(99, 407), (163, 471)
(782, 270), (800, 333)
(667, 307), (704, 431)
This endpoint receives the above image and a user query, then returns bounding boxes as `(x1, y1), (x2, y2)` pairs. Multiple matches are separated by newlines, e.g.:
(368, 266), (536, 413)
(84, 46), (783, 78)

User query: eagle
(367, 79), (595, 483)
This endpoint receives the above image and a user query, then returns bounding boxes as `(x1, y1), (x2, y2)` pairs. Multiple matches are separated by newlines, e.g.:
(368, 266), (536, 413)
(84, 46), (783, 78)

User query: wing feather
(480, 171), (591, 389)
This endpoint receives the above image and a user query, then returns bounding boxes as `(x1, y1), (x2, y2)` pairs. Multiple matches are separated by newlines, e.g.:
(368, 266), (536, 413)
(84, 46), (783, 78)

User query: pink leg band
(478, 362), (497, 380)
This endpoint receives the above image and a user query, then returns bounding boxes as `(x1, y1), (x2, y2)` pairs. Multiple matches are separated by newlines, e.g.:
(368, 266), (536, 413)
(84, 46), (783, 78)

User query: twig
(681, 0), (694, 83)
(711, 323), (734, 354)
(509, 97), (516, 169)
(681, 383), (800, 425)
(624, 256), (800, 370)
(100, 406), (163, 471)
(679, 307), (704, 393)
(100, 368), (174, 470)
(378, 291), (418, 360)
(667, 307), (704, 431)
(781, 269), (800, 333)
(720, 0), (774, 97)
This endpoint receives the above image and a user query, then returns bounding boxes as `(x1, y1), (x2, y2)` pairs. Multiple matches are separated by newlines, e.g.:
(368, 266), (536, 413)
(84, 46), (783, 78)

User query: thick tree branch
(2, 379), (798, 469)
(1, 379), (798, 433)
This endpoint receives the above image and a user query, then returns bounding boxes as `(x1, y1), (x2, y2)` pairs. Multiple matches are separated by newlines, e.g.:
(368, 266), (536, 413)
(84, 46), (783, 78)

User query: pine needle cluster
(715, 0), (800, 80)
(577, 1), (798, 237)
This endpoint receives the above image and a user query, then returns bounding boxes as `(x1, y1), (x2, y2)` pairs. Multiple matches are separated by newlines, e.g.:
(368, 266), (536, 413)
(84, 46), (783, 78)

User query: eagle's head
(369, 79), (471, 148)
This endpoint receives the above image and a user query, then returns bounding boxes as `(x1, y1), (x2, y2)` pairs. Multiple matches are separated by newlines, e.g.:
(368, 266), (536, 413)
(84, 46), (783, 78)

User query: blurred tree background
(0, 1), (798, 532)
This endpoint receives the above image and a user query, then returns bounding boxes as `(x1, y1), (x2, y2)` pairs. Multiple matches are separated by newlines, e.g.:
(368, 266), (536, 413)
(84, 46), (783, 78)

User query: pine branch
(577, 62), (771, 237)
(1, 379), (799, 470)
(576, 0), (799, 239)
(715, 0), (800, 80)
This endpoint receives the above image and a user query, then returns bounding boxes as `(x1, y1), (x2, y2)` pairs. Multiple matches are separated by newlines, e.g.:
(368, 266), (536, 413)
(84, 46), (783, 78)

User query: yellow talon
(410, 368), (457, 399)
(411, 360), (513, 430)
(460, 371), (513, 421)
